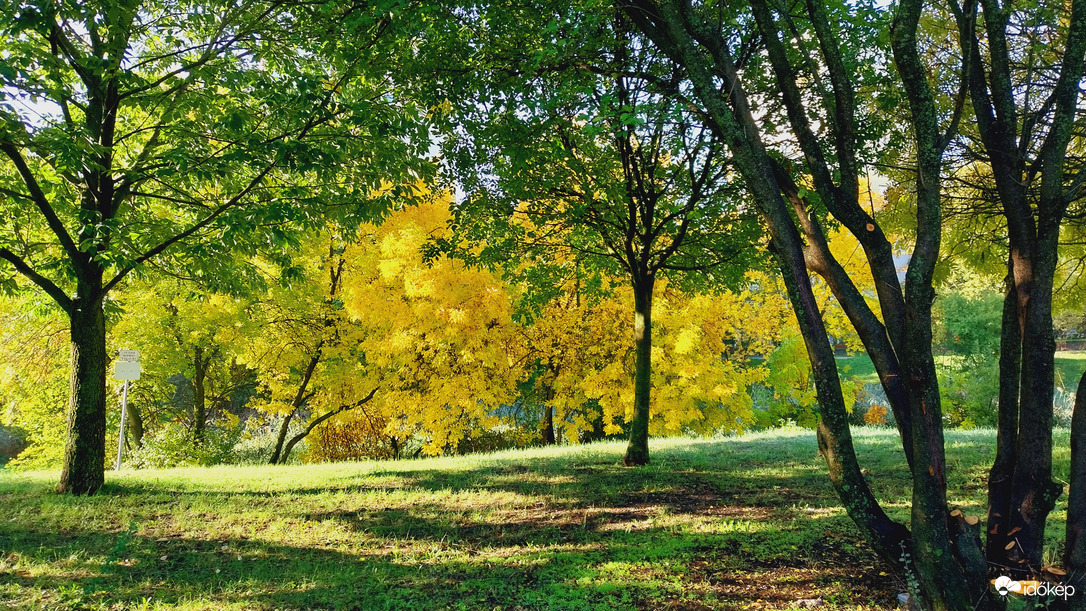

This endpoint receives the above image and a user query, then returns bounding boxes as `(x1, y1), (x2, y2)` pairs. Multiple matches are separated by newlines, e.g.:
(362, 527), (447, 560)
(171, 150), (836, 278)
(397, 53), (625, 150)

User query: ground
(0, 428), (1071, 609)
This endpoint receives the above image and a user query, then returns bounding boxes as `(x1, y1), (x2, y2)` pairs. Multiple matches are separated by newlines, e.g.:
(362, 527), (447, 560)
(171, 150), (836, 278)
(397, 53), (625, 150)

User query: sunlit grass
(0, 428), (1072, 609)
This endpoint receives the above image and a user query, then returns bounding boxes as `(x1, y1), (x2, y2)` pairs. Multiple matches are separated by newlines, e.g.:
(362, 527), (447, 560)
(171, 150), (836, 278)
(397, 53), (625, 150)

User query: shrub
(126, 422), (242, 468)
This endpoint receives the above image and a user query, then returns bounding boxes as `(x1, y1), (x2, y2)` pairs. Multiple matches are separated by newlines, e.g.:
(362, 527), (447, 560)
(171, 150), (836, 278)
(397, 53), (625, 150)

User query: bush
(126, 423), (242, 468)
(304, 416), (400, 462)
(848, 383), (895, 428)
(938, 358), (1000, 428)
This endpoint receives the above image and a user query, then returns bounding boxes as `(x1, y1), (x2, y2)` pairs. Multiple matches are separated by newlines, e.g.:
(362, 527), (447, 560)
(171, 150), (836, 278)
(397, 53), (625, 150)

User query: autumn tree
(422, 3), (761, 464)
(0, 0), (430, 493)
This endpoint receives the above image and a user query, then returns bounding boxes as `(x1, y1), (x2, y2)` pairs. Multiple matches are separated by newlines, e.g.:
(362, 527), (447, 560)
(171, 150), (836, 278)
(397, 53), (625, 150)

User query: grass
(0, 428), (1073, 610)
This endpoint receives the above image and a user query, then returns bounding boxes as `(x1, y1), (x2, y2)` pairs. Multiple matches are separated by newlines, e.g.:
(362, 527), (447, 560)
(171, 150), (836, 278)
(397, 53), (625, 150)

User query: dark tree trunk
(541, 372), (557, 446)
(1067, 371), (1086, 600)
(624, 276), (654, 466)
(268, 347), (322, 464)
(621, 0), (910, 567)
(192, 345), (209, 445)
(541, 403), (555, 446)
(957, 0), (1086, 575)
(126, 401), (144, 450)
(58, 286), (107, 495)
(986, 265), (1020, 563)
(1005, 231), (1062, 570)
(268, 410), (295, 465)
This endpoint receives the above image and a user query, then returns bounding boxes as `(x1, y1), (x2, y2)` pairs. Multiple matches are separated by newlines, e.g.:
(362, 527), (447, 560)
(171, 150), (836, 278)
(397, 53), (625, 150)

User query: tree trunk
(192, 345), (208, 445)
(1067, 371), (1086, 599)
(986, 265), (1020, 564)
(268, 410), (295, 465)
(1005, 233), (1062, 570)
(268, 347), (322, 464)
(126, 401), (144, 450)
(279, 388), (378, 464)
(624, 276), (654, 466)
(58, 288), (107, 495)
(541, 374), (556, 446)
(541, 403), (555, 446)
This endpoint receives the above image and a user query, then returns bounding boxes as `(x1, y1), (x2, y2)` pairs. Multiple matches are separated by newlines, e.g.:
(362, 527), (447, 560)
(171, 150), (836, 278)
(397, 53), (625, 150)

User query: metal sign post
(113, 349), (141, 471)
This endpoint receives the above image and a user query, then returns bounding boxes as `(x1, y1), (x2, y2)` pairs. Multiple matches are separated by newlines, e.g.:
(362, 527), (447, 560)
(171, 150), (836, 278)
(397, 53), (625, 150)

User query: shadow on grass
(0, 512), (894, 610)
(0, 432), (926, 609)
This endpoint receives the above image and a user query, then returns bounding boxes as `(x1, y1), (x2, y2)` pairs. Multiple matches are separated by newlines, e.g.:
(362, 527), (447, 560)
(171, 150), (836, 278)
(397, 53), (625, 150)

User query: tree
(949, 0), (1086, 572)
(619, 0), (999, 605)
(112, 279), (257, 454)
(0, 0), (430, 493)
(425, 3), (761, 464)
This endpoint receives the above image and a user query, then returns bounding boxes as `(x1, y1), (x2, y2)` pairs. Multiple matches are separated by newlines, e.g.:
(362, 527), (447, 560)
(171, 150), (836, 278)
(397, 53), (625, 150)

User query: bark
(1066, 371), (1086, 591)
(58, 286), (108, 495)
(956, 0), (1086, 572)
(891, 0), (987, 603)
(268, 346), (323, 464)
(986, 266), (1020, 564)
(125, 401), (144, 450)
(770, 160), (914, 468)
(192, 345), (209, 445)
(623, 276), (654, 466)
(1006, 236), (1062, 569)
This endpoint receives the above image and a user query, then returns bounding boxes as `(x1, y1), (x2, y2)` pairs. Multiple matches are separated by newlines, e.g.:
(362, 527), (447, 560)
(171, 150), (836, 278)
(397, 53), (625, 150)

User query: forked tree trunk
(268, 347), (322, 464)
(1005, 234), (1062, 569)
(58, 286), (108, 495)
(268, 410), (295, 465)
(624, 276), (654, 466)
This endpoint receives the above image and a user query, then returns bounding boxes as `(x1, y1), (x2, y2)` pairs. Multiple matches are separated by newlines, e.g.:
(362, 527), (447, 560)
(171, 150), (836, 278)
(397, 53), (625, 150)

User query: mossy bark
(624, 277), (654, 466)
(58, 286), (108, 496)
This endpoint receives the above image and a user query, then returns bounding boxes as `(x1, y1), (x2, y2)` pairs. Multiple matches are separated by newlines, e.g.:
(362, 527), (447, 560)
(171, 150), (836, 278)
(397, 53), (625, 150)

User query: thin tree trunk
(541, 371), (556, 446)
(268, 410), (295, 465)
(58, 287), (107, 495)
(192, 345), (208, 445)
(268, 346), (323, 464)
(279, 387), (379, 464)
(624, 276), (654, 466)
(126, 401), (144, 450)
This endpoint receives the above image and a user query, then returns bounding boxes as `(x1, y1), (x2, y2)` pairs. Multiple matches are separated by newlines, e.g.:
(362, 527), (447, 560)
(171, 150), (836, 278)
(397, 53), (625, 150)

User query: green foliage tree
(0, 0), (430, 493)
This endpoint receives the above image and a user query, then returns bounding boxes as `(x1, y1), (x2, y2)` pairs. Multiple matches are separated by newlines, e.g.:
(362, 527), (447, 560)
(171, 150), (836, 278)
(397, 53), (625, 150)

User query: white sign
(118, 349), (140, 362)
(113, 361), (142, 381)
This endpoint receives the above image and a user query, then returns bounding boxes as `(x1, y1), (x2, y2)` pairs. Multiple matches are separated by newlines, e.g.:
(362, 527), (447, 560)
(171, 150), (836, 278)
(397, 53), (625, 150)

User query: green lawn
(0, 428), (1072, 610)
